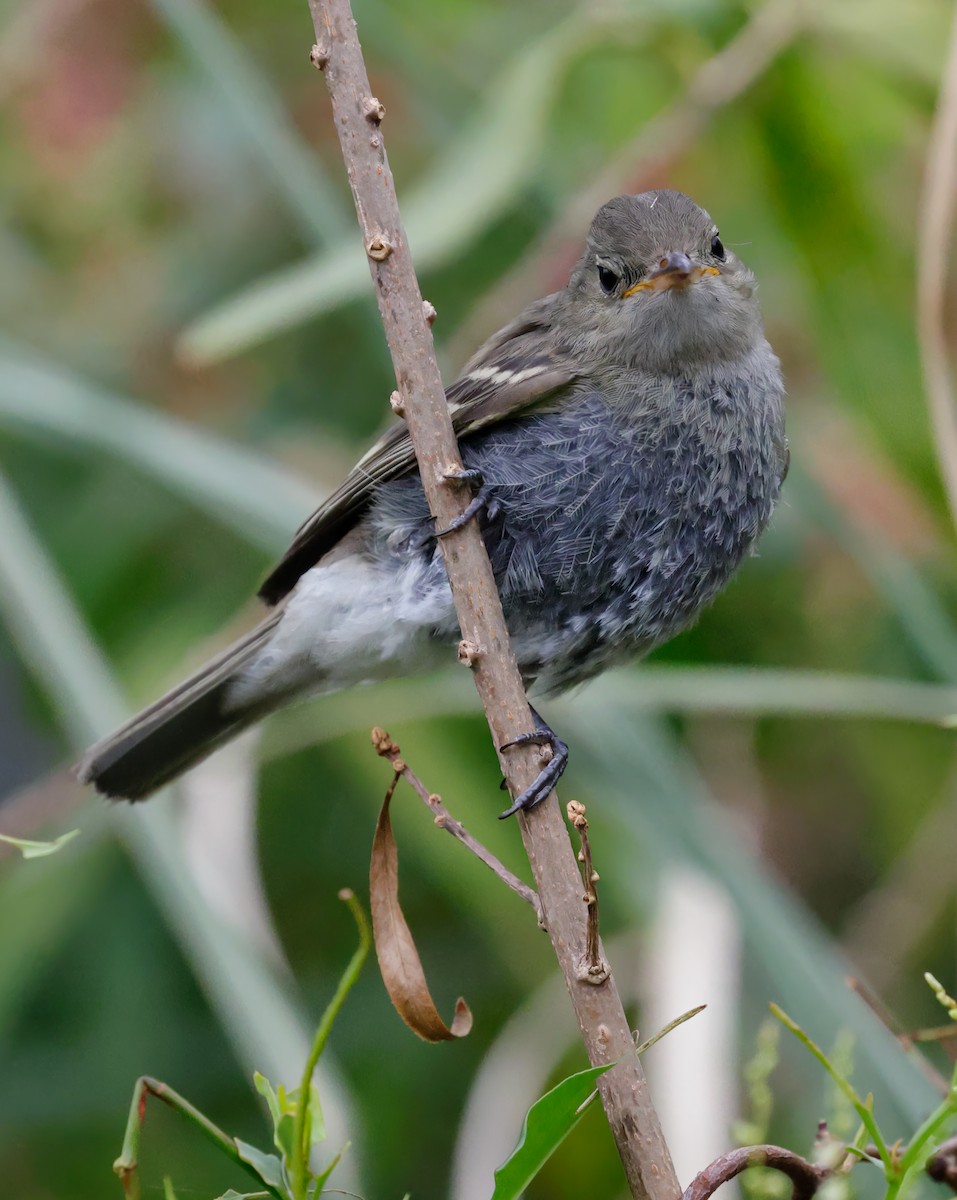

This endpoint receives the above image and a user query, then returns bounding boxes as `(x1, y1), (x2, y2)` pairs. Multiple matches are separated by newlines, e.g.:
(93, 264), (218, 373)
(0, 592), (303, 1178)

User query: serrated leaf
(233, 1139), (287, 1192)
(491, 1062), (613, 1200)
(0, 829), (79, 859)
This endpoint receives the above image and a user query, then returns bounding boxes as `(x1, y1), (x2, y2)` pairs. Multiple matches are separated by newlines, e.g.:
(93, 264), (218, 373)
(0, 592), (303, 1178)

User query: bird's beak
(622, 252), (720, 297)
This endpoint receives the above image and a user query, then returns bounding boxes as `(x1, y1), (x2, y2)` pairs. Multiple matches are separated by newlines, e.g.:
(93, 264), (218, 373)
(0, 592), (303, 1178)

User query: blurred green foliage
(1, 0), (956, 1197)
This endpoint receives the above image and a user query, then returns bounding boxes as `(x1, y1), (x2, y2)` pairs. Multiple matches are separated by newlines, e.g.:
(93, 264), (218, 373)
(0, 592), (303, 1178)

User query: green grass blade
(0, 470), (358, 1161)
(557, 686), (940, 1130)
(787, 463), (957, 682)
(0, 337), (318, 553)
(178, 12), (599, 364)
(147, 0), (348, 246)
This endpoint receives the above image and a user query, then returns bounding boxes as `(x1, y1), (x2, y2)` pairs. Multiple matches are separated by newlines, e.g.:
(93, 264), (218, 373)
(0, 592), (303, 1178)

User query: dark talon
(498, 710), (569, 819)
(435, 484), (498, 537)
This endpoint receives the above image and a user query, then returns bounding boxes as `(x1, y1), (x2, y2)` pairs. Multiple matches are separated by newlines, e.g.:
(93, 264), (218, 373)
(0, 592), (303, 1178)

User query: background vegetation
(1, 0), (955, 1196)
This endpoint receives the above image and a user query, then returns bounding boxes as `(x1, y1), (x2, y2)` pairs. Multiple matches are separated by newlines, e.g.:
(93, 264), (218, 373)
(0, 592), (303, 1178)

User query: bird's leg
(498, 707), (569, 819)
(435, 467), (500, 537)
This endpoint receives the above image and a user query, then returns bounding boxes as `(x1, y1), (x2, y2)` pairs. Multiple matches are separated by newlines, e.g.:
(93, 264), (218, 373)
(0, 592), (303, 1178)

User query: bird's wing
(258, 293), (577, 604)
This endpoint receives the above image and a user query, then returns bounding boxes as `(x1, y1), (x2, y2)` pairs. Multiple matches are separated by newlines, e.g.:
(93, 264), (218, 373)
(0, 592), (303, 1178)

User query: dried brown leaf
(370, 777), (473, 1042)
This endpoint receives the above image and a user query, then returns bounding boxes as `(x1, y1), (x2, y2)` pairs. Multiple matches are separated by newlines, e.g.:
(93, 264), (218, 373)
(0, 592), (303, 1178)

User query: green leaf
(0, 829), (79, 859)
(254, 1072), (283, 1130)
(254, 1074), (313, 1164)
(308, 1081), (326, 1148)
(234, 1139), (288, 1192)
(491, 1062), (613, 1200)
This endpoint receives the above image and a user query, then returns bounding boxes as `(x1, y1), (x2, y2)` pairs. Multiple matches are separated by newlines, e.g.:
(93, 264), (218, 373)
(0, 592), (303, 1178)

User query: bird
(78, 190), (787, 816)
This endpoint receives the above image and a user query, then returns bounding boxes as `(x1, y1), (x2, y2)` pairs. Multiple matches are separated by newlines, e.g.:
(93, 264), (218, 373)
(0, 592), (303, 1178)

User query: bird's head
(563, 190), (764, 374)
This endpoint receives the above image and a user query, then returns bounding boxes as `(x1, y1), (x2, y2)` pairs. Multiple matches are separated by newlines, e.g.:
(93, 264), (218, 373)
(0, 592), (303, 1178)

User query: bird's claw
(498, 727), (569, 819)
(435, 477), (500, 537)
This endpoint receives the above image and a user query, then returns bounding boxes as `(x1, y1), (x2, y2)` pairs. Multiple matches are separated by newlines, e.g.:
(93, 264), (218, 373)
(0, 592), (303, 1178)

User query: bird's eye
(710, 233), (726, 261)
(597, 264), (620, 294)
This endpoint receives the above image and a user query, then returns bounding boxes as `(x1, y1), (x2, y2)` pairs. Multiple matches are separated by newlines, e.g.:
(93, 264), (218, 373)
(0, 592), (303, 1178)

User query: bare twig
(306, 4), (679, 1197)
(449, 0), (804, 363)
(928, 1136), (957, 1193)
(842, 784), (957, 996)
(371, 727), (540, 914)
(917, 0), (957, 532)
(843, 976), (953, 1094)
(683, 1145), (831, 1200)
(566, 800), (608, 984)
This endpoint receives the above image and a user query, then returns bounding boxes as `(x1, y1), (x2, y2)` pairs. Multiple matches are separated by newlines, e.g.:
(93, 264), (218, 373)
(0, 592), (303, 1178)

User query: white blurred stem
(179, 729), (281, 962)
(644, 866), (742, 1192)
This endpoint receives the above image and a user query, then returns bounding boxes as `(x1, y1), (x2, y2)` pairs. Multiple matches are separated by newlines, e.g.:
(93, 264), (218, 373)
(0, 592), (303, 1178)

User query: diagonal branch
(683, 1145), (832, 1200)
(371, 726), (541, 914)
(304, 3), (679, 1198)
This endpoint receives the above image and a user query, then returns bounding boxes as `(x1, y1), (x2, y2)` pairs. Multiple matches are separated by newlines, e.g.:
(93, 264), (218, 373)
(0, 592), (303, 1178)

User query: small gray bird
(79, 190), (787, 815)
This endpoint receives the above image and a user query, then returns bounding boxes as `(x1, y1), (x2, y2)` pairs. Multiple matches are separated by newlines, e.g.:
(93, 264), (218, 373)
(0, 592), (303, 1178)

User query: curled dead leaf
(370, 775), (473, 1042)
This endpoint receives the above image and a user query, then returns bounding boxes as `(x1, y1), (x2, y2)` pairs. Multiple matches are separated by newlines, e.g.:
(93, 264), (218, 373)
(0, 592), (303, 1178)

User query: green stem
(897, 1093), (957, 1178)
(113, 1076), (285, 1199)
(290, 891), (370, 1200)
(769, 1004), (892, 1173)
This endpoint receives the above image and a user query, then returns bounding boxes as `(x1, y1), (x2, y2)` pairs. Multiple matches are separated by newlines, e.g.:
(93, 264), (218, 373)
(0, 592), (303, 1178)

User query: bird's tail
(77, 611), (283, 802)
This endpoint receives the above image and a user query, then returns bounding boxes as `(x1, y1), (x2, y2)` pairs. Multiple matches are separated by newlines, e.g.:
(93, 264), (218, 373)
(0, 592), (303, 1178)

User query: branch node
(578, 954), (611, 985)
(457, 639), (482, 668)
(309, 42), (330, 69)
(363, 94), (386, 124)
(367, 234), (394, 262)
(422, 299), (438, 326)
(389, 390), (406, 417)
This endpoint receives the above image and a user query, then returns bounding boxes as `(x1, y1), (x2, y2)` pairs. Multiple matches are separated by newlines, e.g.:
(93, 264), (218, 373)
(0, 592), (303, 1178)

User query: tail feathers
(77, 612), (281, 802)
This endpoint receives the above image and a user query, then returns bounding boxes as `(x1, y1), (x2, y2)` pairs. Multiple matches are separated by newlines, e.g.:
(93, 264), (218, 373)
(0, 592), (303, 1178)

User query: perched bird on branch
(79, 190), (787, 815)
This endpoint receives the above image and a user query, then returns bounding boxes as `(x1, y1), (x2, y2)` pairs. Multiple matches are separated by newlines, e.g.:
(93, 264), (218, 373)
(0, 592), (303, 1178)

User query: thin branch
(305, 5), (679, 1198)
(683, 1145), (832, 1200)
(371, 727), (540, 914)
(917, 0), (957, 532)
(566, 800), (608, 983)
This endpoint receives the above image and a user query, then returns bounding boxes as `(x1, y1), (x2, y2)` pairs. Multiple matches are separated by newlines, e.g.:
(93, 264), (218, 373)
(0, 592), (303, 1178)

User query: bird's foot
(498, 714), (569, 819)
(435, 468), (500, 537)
